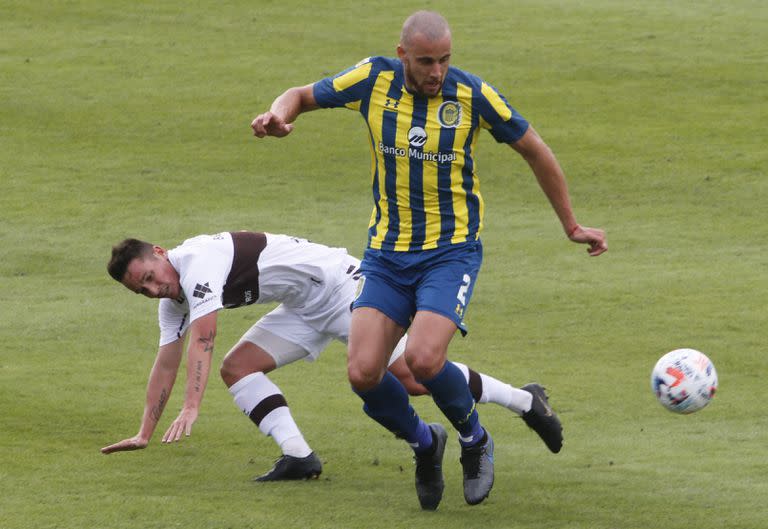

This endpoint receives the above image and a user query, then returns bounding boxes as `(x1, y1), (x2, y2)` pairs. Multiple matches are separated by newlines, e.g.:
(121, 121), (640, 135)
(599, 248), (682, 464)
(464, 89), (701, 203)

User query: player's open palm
(101, 435), (149, 454)
(162, 407), (198, 443)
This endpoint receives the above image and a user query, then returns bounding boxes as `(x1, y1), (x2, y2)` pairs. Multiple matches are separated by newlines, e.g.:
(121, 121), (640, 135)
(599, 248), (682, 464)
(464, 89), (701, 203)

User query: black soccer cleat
(254, 452), (323, 482)
(521, 383), (563, 454)
(414, 423), (447, 511)
(460, 431), (495, 505)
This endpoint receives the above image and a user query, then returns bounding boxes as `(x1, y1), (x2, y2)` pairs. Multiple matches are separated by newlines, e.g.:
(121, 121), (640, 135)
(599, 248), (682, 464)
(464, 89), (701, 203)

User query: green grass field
(2, 1), (766, 528)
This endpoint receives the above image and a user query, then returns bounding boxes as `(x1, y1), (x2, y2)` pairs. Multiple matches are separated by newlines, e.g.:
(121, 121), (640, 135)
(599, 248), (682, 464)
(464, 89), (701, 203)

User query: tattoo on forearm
(151, 388), (169, 422)
(193, 330), (213, 393)
(194, 360), (203, 393)
(197, 330), (215, 353)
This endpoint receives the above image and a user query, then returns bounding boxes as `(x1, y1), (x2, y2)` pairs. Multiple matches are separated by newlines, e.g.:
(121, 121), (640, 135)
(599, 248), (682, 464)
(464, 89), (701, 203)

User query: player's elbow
(290, 84), (319, 112)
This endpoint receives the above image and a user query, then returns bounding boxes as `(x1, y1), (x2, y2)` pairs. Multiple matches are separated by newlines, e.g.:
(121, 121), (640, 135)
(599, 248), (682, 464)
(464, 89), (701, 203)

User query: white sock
(453, 362), (533, 416)
(228, 372), (312, 458)
(480, 375), (533, 415)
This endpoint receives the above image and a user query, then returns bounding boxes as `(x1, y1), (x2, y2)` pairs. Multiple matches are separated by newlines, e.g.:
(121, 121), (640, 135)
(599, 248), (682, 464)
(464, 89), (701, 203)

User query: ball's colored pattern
(651, 348), (718, 414)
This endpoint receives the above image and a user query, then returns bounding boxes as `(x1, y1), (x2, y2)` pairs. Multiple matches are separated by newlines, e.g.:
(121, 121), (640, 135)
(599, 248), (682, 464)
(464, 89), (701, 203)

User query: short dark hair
(401, 10), (450, 47)
(107, 238), (154, 282)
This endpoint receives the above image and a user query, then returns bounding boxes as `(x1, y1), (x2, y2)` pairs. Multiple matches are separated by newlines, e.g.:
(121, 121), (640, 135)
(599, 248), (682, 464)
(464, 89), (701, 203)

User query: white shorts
(238, 325), (316, 367)
(237, 252), (357, 365)
(238, 280), (407, 369)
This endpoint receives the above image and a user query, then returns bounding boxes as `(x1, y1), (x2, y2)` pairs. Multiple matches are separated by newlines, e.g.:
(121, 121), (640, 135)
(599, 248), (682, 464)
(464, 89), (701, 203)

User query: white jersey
(158, 232), (356, 347)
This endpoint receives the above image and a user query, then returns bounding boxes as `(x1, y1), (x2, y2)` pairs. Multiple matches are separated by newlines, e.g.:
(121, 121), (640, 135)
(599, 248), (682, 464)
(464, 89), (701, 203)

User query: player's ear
(153, 246), (168, 259)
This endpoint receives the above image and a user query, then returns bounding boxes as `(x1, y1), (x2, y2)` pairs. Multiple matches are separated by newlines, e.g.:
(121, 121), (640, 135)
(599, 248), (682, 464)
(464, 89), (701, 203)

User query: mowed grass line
(1, 1), (766, 528)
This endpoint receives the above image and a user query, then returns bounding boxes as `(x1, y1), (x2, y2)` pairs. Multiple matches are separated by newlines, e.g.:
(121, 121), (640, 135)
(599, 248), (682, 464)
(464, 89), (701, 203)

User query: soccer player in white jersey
(101, 231), (562, 480)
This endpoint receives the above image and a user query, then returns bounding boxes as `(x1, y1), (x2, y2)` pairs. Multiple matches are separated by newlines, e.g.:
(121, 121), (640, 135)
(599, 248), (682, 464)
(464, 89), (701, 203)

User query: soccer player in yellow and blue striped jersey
(251, 10), (607, 510)
(313, 54), (529, 253)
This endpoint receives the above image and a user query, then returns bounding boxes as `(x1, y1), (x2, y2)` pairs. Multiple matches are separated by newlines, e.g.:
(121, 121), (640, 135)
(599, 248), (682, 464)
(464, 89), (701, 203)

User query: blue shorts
(352, 240), (483, 335)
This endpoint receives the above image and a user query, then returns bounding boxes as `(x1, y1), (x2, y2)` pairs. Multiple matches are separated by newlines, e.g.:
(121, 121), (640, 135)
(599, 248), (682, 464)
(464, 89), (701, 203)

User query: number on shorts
(457, 274), (471, 305)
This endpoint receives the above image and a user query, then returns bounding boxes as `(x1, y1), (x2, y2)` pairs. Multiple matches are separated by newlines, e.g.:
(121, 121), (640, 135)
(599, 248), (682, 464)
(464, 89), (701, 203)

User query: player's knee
(403, 380), (429, 396)
(405, 346), (446, 380)
(219, 357), (239, 387)
(347, 361), (382, 392)
(219, 350), (252, 387)
(389, 361), (429, 396)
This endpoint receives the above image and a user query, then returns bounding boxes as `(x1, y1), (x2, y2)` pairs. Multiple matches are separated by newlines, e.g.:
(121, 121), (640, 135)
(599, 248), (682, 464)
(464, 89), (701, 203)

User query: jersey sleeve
(182, 277), (223, 324)
(176, 254), (225, 326)
(158, 299), (189, 346)
(313, 57), (375, 110)
(476, 81), (529, 144)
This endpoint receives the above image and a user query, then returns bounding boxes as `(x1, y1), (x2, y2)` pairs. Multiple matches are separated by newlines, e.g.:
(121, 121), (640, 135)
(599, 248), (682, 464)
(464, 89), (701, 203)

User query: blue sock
(354, 371), (433, 452)
(419, 361), (485, 446)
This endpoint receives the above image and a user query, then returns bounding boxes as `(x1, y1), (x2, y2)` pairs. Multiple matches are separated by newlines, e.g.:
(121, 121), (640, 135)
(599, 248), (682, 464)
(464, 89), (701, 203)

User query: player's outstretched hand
(101, 435), (149, 454)
(568, 225), (608, 256)
(251, 112), (294, 138)
(161, 407), (199, 443)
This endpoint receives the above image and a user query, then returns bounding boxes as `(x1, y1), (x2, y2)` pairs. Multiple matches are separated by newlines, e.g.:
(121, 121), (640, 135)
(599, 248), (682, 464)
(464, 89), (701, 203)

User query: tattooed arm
(161, 310), (218, 443)
(101, 339), (184, 454)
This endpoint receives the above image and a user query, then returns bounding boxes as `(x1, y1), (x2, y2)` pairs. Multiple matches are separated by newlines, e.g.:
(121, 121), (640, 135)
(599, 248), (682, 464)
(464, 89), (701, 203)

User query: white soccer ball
(651, 348), (718, 414)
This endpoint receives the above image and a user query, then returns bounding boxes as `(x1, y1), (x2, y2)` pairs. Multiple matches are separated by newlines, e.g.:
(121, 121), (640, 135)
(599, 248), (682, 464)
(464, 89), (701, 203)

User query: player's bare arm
(511, 126), (607, 256)
(101, 340), (184, 454)
(162, 311), (217, 443)
(251, 84), (319, 138)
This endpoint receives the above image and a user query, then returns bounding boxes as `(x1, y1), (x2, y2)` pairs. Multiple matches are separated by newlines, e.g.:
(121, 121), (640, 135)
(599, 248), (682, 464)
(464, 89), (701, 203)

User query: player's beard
(419, 77), (442, 96)
(405, 67), (443, 97)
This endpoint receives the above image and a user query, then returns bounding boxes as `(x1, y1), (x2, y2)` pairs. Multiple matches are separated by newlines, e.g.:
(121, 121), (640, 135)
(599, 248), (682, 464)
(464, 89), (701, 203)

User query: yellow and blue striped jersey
(313, 56), (529, 252)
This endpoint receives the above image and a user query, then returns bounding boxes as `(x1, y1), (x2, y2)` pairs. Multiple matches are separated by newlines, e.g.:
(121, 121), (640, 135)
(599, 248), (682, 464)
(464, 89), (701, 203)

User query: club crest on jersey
(437, 101), (462, 128)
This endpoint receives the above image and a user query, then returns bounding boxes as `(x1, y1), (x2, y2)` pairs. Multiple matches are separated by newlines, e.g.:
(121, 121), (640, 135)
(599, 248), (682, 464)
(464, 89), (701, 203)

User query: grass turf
(1, 1), (766, 528)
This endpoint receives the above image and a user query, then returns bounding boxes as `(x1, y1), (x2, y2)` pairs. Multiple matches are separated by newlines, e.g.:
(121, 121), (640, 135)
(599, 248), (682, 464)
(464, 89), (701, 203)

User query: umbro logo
(193, 282), (213, 299)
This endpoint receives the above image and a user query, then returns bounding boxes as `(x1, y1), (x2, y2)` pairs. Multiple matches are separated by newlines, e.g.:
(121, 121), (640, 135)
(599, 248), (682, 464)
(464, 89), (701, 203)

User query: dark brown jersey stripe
(222, 231), (267, 308)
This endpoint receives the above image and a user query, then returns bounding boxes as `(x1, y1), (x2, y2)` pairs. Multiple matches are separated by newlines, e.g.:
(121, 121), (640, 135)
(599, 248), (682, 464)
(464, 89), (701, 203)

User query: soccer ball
(651, 348), (718, 414)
